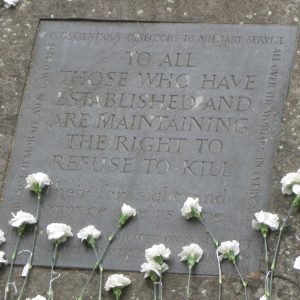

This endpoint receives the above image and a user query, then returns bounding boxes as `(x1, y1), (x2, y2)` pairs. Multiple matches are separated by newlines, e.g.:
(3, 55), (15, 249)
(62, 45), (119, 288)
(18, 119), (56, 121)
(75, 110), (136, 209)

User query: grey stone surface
(0, 1), (300, 299)
(0, 21), (297, 279)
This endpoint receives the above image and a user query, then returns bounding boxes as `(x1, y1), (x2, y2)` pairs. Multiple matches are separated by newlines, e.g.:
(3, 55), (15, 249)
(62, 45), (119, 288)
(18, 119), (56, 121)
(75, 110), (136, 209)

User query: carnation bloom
(217, 240), (240, 262)
(26, 172), (51, 194)
(252, 211), (279, 232)
(181, 197), (202, 219)
(8, 211), (37, 228)
(77, 225), (101, 242)
(121, 204), (137, 218)
(26, 296), (47, 300)
(280, 170), (300, 195)
(4, 0), (19, 8)
(0, 251), (8, 265)
(292, 184), (300, 196)
(46, 223), (73, 242)
(140, 260), (169, 278)
(259, 296), (267, 300)
(145, 244), (171, 262)
(178, 243), (204, 268)
(104, 274), (131, 291)
(119, 204), (137, 226)
(294, 256), (300, 270)
(0, 229), (6, 245)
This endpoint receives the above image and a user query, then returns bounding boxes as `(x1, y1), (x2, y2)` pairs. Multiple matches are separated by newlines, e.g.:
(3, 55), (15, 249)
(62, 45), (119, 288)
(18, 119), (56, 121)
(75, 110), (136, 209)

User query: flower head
(178, 243), (204, 269)
(0, 229), (6, 245)
(26, 296), (47, 300)
(4, 0), (19, 8)
(9, 211), (37, 231)
(104, 274), (131, 299)
(294, 256), (300, 270)
(145, 244), (171, 264)
(259, 296), (267, 300)
(46, 223), (73, 243)
(77, 225), (101, 247)
(252, 211), (279, 235)
(119, 204), (137, 227)
(292, 184), (300, 196)
(0, 251), (8, 265)
(141, 260), (169, 281)
(26, 172), (51, 195)
(217, 240), (240, 263)
(281, 170), (300, 195)
(181, 197), (202, 220)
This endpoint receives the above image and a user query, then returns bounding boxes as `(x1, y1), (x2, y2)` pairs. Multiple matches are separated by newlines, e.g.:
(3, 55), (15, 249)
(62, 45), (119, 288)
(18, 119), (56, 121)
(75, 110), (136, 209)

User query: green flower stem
(77, 225), (121, 299)
(186, 266), (192, 299)
(269, 204), (294, 299)
(47, 242), (59, 300)
(198, 217), (218, 248)
(92, 245), (103, 300)
(216, 250), (222, 300)
(233, 261), (248, 300)
(4, 232), (22, 300)
(17, 193), (42, 300)
(153, 280), (163, 300)
(263, 234), (270, 298)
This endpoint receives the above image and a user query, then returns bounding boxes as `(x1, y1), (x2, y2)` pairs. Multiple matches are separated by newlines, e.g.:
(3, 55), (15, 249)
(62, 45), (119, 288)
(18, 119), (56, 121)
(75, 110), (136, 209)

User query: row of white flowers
(1, 170), (300, 300)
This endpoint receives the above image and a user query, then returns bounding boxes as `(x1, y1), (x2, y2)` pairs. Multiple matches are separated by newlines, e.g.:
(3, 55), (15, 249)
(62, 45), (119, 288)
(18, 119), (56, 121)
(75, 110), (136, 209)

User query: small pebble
(268, 10), (272, 16)
(294, 17), (299, 22)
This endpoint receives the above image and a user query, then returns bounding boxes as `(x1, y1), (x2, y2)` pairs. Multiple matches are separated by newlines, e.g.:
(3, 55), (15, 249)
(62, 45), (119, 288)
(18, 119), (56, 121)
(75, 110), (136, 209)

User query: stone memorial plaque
(0, 21), (297, 275)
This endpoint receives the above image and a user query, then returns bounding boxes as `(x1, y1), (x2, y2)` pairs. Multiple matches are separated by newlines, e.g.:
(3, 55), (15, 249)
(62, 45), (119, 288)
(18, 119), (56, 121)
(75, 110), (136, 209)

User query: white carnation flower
(260, 296), (267, 300)
(4, 0), (19, 8)
(104, 274), (131, 291)
(26, 172), (51, 192)
(294, 256), (300, 270)
(252, 211), (279, 231)
(121, 204), (137, 218)
(217, 240), (240, 262)
(178, 243), (204, 264)
(181, 197), (202, 219)
(292, 184), (300, 196)
(119, 203), (137, 226)
(0, 229), (6, 245)
(0, 251), (8, 265)
(8, 211), (37, 228)
(26, 296), (47, 300)
(77, 225), (101, 242)
(140, 260), (169, 278)
(280, 170), (300, 195)
(46, 223), (73, 242)
(145, 244), (171, 262)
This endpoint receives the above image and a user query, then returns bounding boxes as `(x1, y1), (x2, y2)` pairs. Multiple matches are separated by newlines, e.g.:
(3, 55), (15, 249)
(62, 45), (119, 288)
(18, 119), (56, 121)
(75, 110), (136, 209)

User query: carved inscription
(49, 52), (256, 177)
(0, 22), (296, 275)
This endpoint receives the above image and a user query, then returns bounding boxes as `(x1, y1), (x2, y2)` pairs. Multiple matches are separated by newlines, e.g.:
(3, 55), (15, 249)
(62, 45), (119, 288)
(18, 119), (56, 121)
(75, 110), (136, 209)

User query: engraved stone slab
(0, 21), (297, 275)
